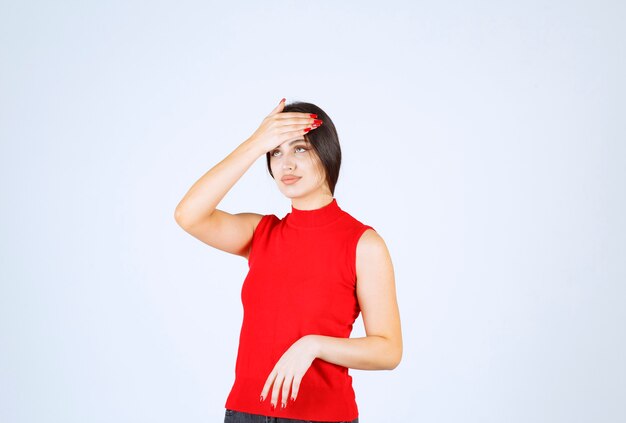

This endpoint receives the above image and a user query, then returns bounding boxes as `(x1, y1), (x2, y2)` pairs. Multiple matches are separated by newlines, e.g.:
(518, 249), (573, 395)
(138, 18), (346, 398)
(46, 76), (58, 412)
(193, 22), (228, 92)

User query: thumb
(267, 98), (286, 116)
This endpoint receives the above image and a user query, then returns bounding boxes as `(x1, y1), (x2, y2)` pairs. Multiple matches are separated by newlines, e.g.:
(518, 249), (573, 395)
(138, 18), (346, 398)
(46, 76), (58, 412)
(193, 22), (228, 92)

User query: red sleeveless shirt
(225, 197), (375, 421)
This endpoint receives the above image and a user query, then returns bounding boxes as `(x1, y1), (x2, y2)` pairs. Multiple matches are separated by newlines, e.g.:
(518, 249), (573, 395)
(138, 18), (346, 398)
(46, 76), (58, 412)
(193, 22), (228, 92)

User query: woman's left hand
(260, 335), (319, 409)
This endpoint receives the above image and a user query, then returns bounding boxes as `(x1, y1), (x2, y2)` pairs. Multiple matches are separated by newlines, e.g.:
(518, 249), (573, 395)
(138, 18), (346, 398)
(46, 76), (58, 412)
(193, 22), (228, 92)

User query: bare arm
(173, 134), (266, 257)
(311, 229), (403, 370)
(174, 99), (318, 257)
(174, 138), (263, 227)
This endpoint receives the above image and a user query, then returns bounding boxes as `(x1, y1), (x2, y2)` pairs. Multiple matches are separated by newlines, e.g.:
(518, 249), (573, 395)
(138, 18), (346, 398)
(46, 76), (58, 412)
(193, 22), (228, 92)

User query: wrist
(305, 334), (323, 359)
(241, 136), (265, 156)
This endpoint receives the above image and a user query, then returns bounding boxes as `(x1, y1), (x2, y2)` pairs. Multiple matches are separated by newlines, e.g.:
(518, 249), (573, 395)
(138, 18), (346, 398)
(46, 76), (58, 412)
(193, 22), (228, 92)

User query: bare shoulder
(233, 211), (265, 231)
(357, 228), (387, 252)
(356, 228), (392, 265)
(203, 210), (266, 234)
(356, 229), (391, 274)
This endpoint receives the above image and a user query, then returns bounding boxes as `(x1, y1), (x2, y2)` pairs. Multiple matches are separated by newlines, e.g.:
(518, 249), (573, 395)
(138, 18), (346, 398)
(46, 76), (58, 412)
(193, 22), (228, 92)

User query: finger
(270, 374), (285, 409)
(275, 112), (318, 120)
(281, 127), (319, 141)
(277, 123), (317, 135)
(281, 374), (294, 408)
(260, 371), (276, 402)
(267, 98), (286, 117)
(291, 375), (302, 402)
(275, 117), (317, 126)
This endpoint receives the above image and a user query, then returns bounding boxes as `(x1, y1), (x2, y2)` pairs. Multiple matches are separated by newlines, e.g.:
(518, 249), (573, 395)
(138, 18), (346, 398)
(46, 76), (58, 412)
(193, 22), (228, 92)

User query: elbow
(371, 335), (402, 370)
(174, 210), (185, 228)
(385, 350), (402, 370)
(174, 205), (191, 227)
(384, 340), (403, 370)
(174, 207), (184, 224)
(391, 355), (402, 370)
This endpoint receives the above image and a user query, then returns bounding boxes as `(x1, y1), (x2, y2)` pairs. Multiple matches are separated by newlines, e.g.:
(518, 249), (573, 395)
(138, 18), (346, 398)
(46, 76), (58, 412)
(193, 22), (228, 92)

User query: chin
(281, 189), (305, 198)
(279, 187), (311, 199)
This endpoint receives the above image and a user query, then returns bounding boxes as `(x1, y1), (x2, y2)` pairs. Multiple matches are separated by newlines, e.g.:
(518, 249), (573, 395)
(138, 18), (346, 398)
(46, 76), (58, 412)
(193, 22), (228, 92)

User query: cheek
(311, 157), (325, 177)
(302, 160), (321, 179)
(308, 165), (326, 185)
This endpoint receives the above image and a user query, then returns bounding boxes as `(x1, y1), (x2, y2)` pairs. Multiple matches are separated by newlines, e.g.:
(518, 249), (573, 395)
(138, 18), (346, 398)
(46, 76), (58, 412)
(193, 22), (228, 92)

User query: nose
(282, 158), (295, 171)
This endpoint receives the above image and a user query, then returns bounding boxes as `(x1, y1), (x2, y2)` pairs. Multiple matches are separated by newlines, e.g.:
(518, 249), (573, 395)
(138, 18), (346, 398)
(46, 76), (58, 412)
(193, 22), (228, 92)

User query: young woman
(174, 99), (402, 423)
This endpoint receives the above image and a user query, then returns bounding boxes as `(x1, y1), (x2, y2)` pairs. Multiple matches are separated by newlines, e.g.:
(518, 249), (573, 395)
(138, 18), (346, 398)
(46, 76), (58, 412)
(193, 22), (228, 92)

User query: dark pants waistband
(224, 408), (359, 423)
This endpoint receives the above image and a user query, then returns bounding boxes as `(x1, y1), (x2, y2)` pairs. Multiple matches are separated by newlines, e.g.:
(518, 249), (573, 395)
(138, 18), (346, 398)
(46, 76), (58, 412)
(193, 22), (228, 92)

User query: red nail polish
(281, 402), (286, 409)
(310, 114), (317, 118)
(281, 98), (286, 103)
(270, 403), (275, 411)
(304, 127), (311, 132)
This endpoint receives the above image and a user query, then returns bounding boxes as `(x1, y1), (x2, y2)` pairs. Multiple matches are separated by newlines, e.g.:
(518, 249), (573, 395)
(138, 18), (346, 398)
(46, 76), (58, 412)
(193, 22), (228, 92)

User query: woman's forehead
(278, 138), (311, 148)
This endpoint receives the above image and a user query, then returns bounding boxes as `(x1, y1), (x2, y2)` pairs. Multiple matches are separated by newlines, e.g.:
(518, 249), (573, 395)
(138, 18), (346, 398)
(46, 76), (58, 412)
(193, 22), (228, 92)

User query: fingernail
(304, 127), (311, 133)
(270, 403), (275, 411)
(260, 395), (264, 402)
(281, 402), (286, 409)
(290, 396), (296, 402)
(313, 119), (323, 125)
(310, 114), (317, 118)
(280, 98), (286, 103)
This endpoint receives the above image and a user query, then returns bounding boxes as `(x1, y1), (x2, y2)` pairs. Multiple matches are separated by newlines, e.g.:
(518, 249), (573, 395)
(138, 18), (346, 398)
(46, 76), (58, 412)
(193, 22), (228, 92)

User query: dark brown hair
(265, 101), (342, 195)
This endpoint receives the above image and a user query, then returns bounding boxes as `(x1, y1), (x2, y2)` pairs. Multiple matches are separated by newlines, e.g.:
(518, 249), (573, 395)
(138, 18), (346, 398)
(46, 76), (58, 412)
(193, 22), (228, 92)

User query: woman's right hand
(246, 98), (323, 154)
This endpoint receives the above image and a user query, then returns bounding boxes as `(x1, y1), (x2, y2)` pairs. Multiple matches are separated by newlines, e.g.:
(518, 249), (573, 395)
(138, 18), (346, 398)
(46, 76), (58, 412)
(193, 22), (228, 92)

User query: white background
(1, 1), (624, 422)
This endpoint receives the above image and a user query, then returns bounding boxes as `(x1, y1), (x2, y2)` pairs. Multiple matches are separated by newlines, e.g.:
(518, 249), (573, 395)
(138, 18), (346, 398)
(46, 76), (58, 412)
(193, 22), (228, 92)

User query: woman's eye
(271, 146), (308, 157)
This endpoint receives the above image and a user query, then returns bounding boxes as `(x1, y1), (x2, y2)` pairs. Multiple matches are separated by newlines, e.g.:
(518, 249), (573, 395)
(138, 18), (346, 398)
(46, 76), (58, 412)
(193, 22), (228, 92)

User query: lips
(281, 175), (301, 184)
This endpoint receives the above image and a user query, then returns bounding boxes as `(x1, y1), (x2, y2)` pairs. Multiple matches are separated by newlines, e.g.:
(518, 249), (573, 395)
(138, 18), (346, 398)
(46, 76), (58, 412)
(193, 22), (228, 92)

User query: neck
(290, 193), (334, 211)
